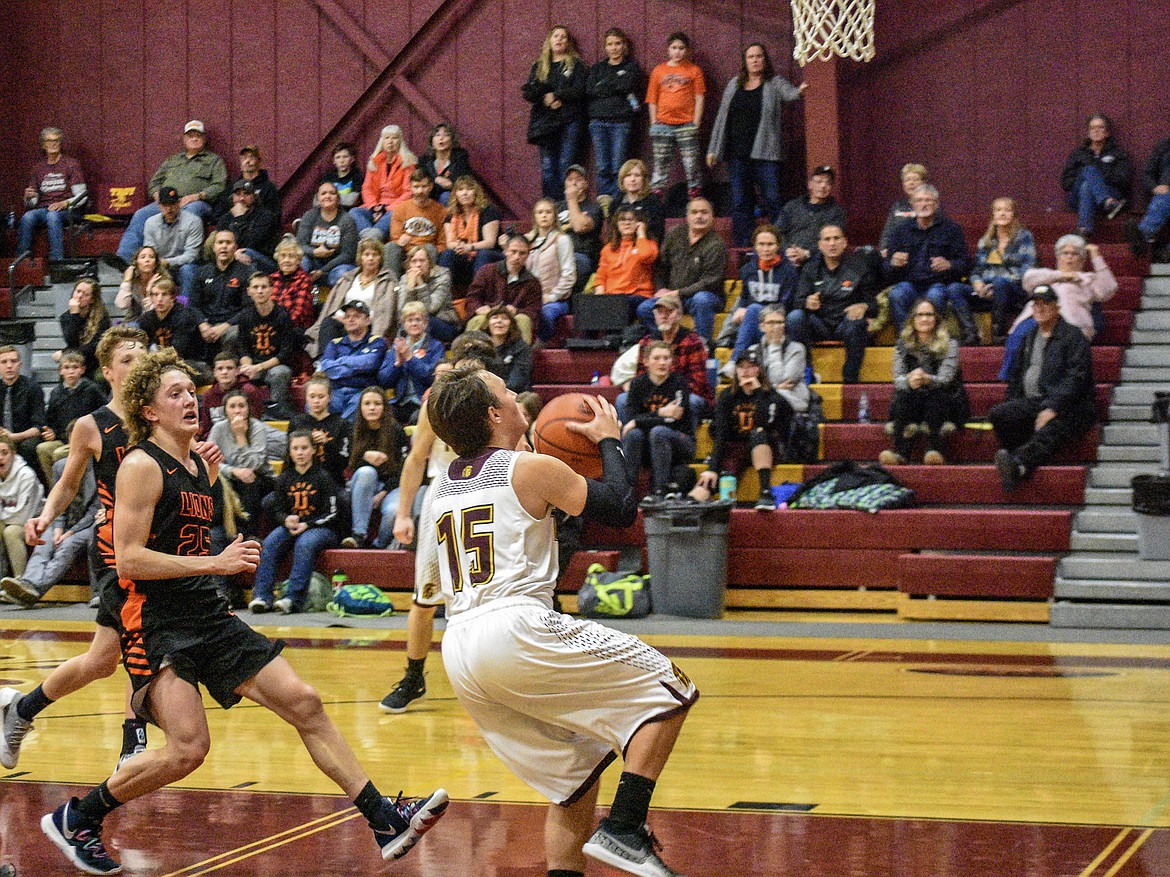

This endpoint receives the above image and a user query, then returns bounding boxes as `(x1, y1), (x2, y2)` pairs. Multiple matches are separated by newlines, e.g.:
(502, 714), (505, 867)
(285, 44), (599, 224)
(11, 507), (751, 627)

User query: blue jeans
(437, 246), (500, 286)
(1138, 192), (1170, 240)
(350, 207), (393, 240)
(730, 302), (767, 362)
(621, 424), (696, 493)
(178, 263), (199, 303)
(889, 281), (973, 333)
(349, 465), (401, 547)
(252, 525), (340, 610)
(998, 317), (1035, 381)
(636, 290), (721, 343)
(589, 119), (632, 199)
(428, 315), (463, 343)
(301, 256), (355, 287)
(727, 158), (782, 247)
(538, 119), (582, 200)
(18, 207), (81, 261)
(241, 249), (276, 274)
(980, 275), (1026, 334)
(117, 200), (213, 261)
(787, 309), (869, 384)
(539, 299), (571, 341)
(1068, 165), (1121, 233)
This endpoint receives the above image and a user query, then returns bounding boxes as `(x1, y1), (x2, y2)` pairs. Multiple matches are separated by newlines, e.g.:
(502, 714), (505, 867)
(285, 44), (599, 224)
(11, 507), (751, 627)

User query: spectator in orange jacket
(352, 125), (416, 241)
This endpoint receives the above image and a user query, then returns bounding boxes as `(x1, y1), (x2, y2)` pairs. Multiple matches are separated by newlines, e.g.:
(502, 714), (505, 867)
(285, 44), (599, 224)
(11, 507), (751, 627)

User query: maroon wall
(4, 0), (1167, 229)
(0, 0), (799, 222)
(839, 0), (1170, 220)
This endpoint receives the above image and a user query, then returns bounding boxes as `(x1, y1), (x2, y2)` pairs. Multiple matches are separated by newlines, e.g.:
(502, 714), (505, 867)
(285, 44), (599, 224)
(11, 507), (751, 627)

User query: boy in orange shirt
(384, 170), (448, 280)
(646, 31), (706, 199)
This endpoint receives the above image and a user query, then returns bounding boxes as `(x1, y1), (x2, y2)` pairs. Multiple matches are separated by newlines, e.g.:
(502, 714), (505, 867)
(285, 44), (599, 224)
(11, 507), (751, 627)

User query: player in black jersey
(1, 327), (151, 772)
(41, 350), (448, 877)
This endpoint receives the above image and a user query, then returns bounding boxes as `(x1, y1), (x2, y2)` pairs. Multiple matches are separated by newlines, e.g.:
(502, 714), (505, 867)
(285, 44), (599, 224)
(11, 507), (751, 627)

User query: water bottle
(858, 391), (870, 424)
(718, 474), (737, 502)
(627, 93), (640, 112)
(591, 370), (600, 384)
(331, 568), (348, 592)
(706, 357), (718, 392)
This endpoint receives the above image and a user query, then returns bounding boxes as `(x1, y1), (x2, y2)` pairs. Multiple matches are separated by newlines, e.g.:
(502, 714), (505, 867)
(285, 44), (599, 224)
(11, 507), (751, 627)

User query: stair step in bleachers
(819, 423), (1100, 464)
(823, 382), (1113, 422)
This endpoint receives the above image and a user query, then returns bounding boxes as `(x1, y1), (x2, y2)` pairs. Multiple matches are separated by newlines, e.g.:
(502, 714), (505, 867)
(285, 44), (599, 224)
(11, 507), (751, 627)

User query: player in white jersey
(427, 362), (698, 877)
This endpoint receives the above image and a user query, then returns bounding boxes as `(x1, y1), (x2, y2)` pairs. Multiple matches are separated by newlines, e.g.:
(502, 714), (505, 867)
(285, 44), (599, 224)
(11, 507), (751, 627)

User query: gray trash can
(642, 499), (733, 618)
(1132, 392), (1170, 561)
(0, 320), (36, 378)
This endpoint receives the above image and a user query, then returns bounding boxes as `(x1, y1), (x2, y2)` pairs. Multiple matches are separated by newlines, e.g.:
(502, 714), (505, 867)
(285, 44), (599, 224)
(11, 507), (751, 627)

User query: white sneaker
(583, 821), (682, 876)
(274, 597), (294, 615)
(1, 687), (33, 769)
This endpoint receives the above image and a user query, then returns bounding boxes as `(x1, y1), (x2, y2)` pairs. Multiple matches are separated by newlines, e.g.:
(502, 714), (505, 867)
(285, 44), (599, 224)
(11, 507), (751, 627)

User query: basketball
(532, 393), (604, 479)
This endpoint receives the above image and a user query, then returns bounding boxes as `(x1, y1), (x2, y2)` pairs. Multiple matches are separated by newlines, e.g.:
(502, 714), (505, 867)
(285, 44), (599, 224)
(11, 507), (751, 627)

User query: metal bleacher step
(1089, 464), (1152, 488)
(1074, 507), (1138, 534)
(1108, 403), (1157, 421)
(1083, 486), (1133, 505)
(1053, 576), (1170, 601)
(1123, 347), (1170, 368)
(1058, 554), (1170, 582)
(1122, 366), (1170, 382)
(1068, 531), (1138, 552)
(1096, 444), (1162, 463)
(1050, 599), (1170, 629)
(1133, 311), (1170, 330)
(1127, 329), (1170, 345)
(1102, 423), (1159, 445)
(1111, 384), (1168, 406)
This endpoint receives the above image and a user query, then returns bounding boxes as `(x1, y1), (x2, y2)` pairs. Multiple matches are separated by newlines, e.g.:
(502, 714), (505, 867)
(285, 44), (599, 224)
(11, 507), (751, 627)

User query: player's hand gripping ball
(531, 393), (605, 479)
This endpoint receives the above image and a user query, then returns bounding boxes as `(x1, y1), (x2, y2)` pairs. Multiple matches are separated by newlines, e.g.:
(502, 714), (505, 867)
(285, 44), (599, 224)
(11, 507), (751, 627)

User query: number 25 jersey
(430, 448), (558, 617)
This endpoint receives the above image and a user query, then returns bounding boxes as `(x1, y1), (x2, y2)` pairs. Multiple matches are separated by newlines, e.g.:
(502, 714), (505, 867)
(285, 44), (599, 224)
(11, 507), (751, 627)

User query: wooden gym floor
(2, 617), (1170, 876)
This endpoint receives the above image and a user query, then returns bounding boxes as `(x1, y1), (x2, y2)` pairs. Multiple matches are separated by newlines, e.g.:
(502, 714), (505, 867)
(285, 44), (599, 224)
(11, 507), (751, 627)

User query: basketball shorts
(131, 612), (285, 723)
(412, 484), (444, 607)
(442, 597), (698, 805)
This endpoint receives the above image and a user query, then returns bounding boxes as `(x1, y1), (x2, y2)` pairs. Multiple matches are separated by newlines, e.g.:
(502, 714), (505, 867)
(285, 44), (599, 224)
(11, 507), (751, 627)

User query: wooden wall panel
(3, 0), (1165, 232)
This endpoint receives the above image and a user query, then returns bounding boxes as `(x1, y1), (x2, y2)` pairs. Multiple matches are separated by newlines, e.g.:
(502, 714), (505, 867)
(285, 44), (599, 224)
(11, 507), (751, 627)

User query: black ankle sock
(606, 772), (656, 834)
(354, 780), (392, 829)
(406, 657), (426, 678)
(757, 466), (772, 493)
(549, 870), (584, 877)
(15, 685), (52, 722)
(75, 782), (122, 827)
(121, 718), (147, 755)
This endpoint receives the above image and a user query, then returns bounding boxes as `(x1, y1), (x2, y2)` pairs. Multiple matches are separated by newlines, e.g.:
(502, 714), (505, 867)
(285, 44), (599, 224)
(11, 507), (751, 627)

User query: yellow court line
(1102, 829), (1153, 877)
(158, 807), (359, 877)
(1078, 828), (1133, 877)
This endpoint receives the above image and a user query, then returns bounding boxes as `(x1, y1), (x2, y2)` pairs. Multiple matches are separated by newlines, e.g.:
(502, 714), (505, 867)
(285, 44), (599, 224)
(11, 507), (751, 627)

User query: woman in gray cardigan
(209, 390), (285, 529)
(706, 44), (806, 246)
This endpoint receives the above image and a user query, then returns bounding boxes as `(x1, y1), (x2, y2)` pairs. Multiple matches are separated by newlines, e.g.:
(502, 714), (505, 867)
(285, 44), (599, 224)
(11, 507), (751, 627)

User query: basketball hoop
(790, 0), (875, 65)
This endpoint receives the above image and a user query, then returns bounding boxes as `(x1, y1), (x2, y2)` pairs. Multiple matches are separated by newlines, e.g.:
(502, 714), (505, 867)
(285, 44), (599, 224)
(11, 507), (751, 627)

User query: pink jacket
(1016, 253), (1117, 339)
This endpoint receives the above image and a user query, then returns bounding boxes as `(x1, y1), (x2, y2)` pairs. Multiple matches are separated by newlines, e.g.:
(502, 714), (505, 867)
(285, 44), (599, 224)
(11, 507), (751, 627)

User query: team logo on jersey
(422, 582), (439, 600)
(462, 465), (473, 477)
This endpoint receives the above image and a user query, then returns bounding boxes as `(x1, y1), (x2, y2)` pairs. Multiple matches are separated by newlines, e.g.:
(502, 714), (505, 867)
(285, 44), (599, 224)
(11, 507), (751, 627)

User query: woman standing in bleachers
(705, 43), (806, 247)
(880, 298), (969, 466)
(585, 27), (642, 199)
(523, 26), (588, 200)
(969, 197), (1037, 343)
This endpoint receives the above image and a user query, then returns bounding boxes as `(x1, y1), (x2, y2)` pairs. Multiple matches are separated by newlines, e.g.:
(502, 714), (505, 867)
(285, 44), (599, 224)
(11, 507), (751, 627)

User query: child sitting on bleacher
(622, 340), (696, 498)
(289, 373), (352, 486)
(36, 349), (106, 483)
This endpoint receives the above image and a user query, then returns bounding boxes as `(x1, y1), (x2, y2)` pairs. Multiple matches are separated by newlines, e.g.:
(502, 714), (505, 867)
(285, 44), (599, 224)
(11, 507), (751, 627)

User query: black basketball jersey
(127, 441), (226, 625)
(91, 406), (129, 571)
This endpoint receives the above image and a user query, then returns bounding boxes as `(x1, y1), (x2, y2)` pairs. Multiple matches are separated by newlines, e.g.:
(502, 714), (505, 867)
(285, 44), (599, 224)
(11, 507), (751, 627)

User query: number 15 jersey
(430, 448), (558, 617)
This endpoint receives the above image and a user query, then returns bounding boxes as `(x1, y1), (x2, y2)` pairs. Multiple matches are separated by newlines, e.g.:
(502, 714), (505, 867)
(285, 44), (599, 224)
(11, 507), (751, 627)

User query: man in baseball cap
(115, 119), (227, 264)
(320, 299), (386, 419)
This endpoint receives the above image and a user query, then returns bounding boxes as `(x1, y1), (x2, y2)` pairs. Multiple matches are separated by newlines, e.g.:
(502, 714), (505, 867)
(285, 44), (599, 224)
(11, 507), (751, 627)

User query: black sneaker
(372, 788), (449, 860)
(41, 797), (122, 874)
(994, 448), (1025, 492)
(583, 820), (681, 877)
(1125, 218), (1150, 256)
(380, 674), (426, 713)
(754, 493), (775, 511)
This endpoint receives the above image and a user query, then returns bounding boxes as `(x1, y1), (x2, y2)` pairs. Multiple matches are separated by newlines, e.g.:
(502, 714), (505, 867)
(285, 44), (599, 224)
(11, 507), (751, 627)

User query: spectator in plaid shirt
(618, 292), (710, 432)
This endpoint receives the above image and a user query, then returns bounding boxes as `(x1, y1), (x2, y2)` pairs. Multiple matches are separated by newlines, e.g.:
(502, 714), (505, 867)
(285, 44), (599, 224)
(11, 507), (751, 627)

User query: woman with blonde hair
(970, 197), (1037, 342)
(353, 125), (417, 240)
(879, 162), (927, 254)
(437, 175), (502, 286)
(306, 237), (396, 356)
(525, 198), (575, 341)
(880, 298), (969, 466)
(522, 26), (587, 198)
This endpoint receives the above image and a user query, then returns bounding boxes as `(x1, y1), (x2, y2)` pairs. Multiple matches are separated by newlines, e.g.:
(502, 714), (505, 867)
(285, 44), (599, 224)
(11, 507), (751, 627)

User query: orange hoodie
(361, 151), (416, 209)
(595, 237), (659, 297)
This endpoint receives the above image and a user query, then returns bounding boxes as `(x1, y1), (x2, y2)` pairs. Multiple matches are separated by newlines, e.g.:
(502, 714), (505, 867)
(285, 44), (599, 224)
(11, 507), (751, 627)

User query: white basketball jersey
(430, 448), (558, 616)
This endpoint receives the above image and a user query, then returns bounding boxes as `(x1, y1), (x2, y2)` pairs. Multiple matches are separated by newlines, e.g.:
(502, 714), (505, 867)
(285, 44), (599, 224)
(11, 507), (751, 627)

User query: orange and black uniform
(124, 442), (283, 718)
(91, 407), (132, 626)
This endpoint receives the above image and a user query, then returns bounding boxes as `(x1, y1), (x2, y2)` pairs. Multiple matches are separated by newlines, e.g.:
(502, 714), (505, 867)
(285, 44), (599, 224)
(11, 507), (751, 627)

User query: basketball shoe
(583, 819), (682, 876)
(372, 788), (449, 860)
(0, 687), (32, 769)
(41, 797), (122, 875)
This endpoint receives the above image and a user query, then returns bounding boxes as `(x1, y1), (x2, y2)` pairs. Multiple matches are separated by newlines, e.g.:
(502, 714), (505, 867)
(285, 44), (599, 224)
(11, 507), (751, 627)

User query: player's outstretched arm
(26, 414), (101, 545)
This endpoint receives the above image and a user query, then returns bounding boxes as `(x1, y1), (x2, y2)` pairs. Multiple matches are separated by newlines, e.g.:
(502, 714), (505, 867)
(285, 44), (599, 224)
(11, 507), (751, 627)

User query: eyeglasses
(913, 312), (936, 318)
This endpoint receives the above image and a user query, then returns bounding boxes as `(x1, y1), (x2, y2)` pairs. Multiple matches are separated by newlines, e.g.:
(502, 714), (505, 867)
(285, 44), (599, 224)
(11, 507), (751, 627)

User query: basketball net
(790, 0), (875, 65)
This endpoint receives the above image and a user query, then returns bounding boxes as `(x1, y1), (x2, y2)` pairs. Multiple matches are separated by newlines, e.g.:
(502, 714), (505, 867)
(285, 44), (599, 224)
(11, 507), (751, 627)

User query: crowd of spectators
(5, 30), (1150, 608)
